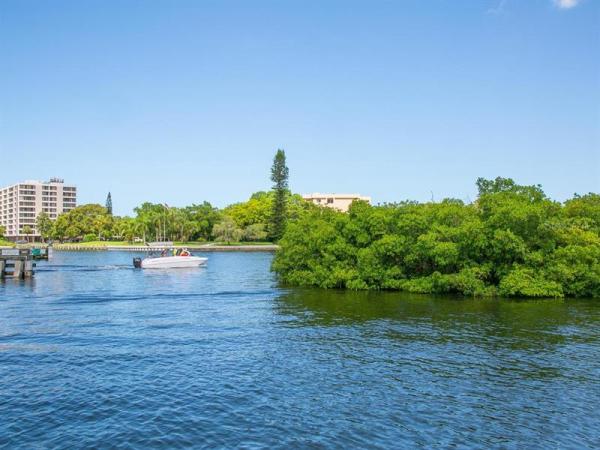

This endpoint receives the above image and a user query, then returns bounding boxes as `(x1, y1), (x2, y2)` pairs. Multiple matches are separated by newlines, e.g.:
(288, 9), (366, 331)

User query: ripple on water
(0, 252), (599, 449)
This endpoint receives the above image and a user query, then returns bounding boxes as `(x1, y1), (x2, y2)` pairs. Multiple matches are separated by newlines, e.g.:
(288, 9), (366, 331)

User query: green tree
(36, 212), (53, 242)
(170, 208), (195, 241)
(114, 217), (142, 242)
(564, 193), (600, 233)
(0, 224), (6, 239)
(106, 192), (113, 216)
(476, 176), (545, 201)
(134, 202), (170, 242)
(50, 204), (113, 242)
(130, 202), (222, 243)
(184, 202), (222, 241)
(272, 178), (600, 298)
(22, 225), (33, 243)
(224, 192), (272, 229)
(51, 214), (68, 242)
(244, 223), (268, 241)
(224, 191), (313, 237)
(269, 149), (289, 242)
(212, 217), (243, 244)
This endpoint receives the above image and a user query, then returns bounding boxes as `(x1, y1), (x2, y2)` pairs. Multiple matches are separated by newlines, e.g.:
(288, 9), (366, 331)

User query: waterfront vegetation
(272, 178), (600, 298)
(0, 225), (13, 247)
(269, 149), (290, 242)
(31, 190), (312, 245)
(5, 173), (599, 299)
(28, 150), (303, 246)
(55, 241), (137, 247)
(50, 240), (274, 249)
(0, 225), (7, 246)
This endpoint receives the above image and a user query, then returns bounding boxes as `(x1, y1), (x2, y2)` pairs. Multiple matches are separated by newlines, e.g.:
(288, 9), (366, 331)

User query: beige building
(303, 193), (371, 212)
(0, 178), (77, 240)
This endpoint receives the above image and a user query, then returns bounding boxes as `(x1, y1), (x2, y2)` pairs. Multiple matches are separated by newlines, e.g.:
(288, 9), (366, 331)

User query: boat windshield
(147, 248), (190, 257)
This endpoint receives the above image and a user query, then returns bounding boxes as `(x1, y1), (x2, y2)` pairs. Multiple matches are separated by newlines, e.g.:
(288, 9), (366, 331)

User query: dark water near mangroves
(1, 252), (599, 449)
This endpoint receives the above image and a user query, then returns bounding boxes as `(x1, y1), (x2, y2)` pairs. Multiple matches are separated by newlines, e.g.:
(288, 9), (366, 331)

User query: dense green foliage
(36, 212), (53, 242)
(131, 202), (222, 242)
(223, 192), (272, 229)
(212, 217), (243, 244)
(243, 223), (268, 241)
(224, 191), (313, 234)
(37, 190), (312, 244)
(272, 178), (600, 298)
(37, 148), (301, 244)
(43, 202), (222, 243)
(52, 204), (113, 241)
(25, 148), (298, 244)
(21, 225), (34, 242)
(269, 149), (289, 242)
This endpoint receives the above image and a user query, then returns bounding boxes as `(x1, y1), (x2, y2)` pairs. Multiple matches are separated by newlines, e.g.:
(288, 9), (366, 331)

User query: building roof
(302, 193), (371, 200)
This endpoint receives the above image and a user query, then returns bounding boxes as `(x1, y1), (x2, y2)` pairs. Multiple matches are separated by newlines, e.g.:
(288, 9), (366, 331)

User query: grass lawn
(0, 239), (15, 247)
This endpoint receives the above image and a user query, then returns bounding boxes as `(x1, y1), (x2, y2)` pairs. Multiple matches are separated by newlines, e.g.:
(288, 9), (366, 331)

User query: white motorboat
(133, 249), (207, 269)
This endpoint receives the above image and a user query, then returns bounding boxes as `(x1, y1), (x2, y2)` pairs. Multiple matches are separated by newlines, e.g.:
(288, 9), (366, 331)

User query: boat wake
(52, 289), (277, 304)
(36, 264), (134, 272)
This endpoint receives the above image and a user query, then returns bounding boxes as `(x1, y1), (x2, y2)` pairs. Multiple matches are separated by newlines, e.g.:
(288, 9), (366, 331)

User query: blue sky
(1, 0), (598, 215)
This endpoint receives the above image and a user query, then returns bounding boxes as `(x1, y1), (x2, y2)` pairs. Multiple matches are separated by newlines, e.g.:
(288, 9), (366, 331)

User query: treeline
(25, 149), (299, 244)
(34, 191), (313, 244)
(272, 178), (600, 298)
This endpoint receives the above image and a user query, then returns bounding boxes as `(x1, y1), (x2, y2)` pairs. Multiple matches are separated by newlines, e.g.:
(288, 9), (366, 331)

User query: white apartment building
(0, 178), (77, 240)
(303, 193), (371, 212)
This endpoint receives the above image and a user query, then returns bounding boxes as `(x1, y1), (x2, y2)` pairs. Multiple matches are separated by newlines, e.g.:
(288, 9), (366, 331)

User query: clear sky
(1, 0), (598, 215)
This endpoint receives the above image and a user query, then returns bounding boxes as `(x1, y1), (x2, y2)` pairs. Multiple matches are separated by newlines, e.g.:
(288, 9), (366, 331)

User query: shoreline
(49, 244), (279, 252)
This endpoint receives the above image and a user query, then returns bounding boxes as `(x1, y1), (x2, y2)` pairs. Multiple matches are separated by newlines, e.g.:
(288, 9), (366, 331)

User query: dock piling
(0, 249), (36, 279)
(12, 260), (23, 279)
(25, 260), (34, 278)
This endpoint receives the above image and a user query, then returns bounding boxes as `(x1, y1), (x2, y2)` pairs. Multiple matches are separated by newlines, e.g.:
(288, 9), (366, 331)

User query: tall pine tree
(269, 149), (289, 242)
(105, 192), (113, 216)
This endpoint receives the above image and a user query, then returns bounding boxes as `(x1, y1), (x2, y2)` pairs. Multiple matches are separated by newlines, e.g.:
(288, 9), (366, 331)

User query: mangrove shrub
(272, 178), (600, 298)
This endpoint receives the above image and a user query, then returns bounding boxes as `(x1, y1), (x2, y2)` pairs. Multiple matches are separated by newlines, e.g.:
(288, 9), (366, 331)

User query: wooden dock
(0, 248), (35, 279)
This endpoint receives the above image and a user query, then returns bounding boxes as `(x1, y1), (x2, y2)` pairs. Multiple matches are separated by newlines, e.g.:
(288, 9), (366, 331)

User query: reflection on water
(276, 289), (600, 348)
(0, 252), (599, 448)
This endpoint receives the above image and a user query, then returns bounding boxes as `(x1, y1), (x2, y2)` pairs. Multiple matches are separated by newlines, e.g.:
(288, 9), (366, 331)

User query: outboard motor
(133, 257), (142, 269)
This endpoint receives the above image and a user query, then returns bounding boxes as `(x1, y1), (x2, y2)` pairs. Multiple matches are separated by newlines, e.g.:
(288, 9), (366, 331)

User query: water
(1, 251), (599, 449)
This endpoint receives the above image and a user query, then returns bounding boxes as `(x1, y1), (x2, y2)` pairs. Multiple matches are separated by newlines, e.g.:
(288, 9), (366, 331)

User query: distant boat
(133, 249), (207, 269)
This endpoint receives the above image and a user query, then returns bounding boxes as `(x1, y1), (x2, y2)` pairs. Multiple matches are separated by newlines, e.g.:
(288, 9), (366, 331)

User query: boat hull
(140, 256), (207, 269)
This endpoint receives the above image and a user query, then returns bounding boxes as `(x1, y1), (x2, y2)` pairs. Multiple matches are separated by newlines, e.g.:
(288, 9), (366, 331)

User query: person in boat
(179, 249), (190, 257)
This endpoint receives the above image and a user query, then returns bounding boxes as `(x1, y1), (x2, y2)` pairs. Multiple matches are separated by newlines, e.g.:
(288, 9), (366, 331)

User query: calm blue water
(1, 251), (599, 449)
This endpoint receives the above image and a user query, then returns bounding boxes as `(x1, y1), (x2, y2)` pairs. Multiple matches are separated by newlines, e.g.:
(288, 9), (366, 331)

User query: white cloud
(554, 0), (580, 9)
(487, 0), (508, 15)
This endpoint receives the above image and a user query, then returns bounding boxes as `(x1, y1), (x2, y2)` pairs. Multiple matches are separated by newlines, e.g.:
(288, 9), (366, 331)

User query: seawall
(53, 244), (279, 252)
